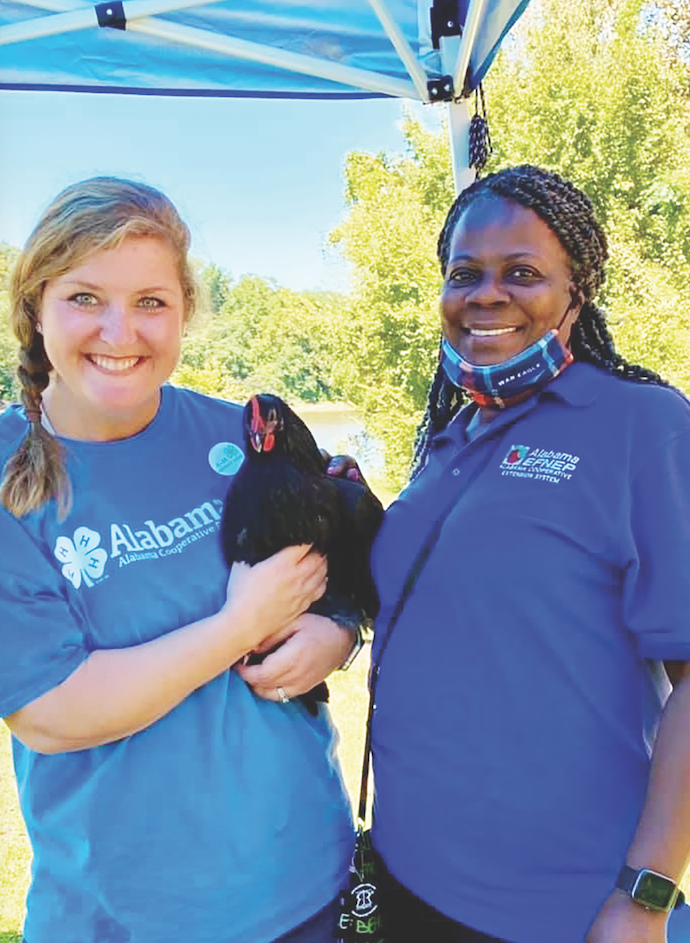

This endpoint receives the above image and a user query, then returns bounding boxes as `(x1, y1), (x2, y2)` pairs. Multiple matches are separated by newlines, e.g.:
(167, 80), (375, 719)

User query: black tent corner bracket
(95, 0), (126, 30)
(427, 77), (473, 102)
(429, 0), (462, 49)
(427, 75), (454, 101)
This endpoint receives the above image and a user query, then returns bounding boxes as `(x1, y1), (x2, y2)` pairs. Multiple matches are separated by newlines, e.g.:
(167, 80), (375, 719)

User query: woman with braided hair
(368, 165), (690, 942)
(0, 177), (360, 943)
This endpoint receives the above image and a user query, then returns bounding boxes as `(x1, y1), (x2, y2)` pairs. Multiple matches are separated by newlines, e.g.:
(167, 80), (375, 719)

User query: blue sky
(0, 90), (442, 292)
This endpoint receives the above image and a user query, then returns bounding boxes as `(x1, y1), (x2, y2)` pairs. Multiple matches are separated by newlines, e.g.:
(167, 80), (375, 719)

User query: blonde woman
(0, 178), (357, 943)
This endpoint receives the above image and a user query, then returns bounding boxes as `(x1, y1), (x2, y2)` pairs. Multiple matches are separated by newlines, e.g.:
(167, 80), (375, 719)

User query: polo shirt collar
(542, 361), (603, 408)
(432, 361), (605, 451)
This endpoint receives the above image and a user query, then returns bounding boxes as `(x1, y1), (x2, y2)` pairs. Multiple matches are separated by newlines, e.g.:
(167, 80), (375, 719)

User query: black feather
(221, 394), (384, 715)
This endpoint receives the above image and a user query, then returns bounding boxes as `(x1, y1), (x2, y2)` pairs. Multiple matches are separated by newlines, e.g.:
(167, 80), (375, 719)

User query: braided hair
(412, 164), (665, 476)
(1, 177), (199, 519)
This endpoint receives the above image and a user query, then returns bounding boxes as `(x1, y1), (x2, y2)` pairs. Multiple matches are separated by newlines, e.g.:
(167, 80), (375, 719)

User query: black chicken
(221, 394), (384, 715)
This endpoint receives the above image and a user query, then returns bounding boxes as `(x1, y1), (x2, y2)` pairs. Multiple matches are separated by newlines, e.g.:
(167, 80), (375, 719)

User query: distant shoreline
(296, 402), (359, 416)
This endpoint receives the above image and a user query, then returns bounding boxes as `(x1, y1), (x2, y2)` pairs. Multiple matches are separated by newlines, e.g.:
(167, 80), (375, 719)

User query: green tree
(332, 0), (690, 486)
(176, 274), (348, 405)
(169, 360), (248, 400)
(487, 0), (690, 389)
(198, 261), (232, 315)
(647, 0), (690, 55)
(329, 121), (455, 486)
(0, 243), (19, 403)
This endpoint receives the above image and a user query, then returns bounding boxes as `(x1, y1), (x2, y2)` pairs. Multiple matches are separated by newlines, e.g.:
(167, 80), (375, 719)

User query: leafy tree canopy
(331, 0), (690, 487)
(173, 271), (348, 405)
(2, 0), (688, 497)
(0, 243), (19, 403)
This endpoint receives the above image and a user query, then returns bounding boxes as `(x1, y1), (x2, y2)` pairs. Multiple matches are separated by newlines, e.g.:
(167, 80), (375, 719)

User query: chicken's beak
(248, 398), (279, 452)
(249, 397), (266, 452)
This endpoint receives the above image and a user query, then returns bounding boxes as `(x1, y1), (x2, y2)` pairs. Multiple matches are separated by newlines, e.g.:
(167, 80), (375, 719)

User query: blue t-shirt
(0, 386), (352, 943)
(370, 363), (690, 943)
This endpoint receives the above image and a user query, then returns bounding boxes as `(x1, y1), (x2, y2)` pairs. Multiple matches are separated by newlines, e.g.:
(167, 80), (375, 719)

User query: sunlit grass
(0, 722), (29, 943)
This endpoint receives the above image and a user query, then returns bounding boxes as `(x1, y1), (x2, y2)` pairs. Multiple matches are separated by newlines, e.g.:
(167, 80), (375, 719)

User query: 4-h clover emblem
(54, 527), (108, 588)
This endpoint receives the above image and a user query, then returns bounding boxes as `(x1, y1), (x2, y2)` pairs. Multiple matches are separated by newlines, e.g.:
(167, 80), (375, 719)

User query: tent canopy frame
(0, 0), (530, 192)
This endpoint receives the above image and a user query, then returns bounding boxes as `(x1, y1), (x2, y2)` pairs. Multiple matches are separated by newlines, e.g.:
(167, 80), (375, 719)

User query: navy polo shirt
(370, 362), (690, 943)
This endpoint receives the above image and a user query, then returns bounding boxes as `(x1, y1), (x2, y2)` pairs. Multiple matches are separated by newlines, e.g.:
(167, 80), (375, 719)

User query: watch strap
(338, 623), (364, 671)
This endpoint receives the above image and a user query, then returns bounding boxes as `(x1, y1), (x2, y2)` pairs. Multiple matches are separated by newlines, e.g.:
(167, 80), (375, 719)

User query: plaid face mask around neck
(440, 324), (574, 409)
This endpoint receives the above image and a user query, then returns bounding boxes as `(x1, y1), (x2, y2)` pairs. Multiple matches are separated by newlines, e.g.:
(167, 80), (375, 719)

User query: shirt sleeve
(0, 507), (90, 718)
(623, 424), (690, 661)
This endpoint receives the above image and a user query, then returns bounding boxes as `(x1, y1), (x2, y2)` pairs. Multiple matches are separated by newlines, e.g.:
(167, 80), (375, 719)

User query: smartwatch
(616, 865), (686, 912)
(338, 623), (365, 671)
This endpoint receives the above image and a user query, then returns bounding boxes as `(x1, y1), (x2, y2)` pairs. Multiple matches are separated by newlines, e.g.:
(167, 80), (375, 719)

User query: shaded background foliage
(173, 271), (347, 405)
(0, 0), (688, 492)
(0, 244), (18, 404)
(487, 0), (690, 391)
(331, 0), (690, 486)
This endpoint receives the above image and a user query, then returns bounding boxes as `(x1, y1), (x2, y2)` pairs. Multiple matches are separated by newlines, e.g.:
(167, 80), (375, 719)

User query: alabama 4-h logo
(54, 527), (108, 588)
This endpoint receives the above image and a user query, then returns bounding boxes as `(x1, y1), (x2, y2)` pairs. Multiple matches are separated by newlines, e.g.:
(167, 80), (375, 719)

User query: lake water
(298, 403), (385, 483)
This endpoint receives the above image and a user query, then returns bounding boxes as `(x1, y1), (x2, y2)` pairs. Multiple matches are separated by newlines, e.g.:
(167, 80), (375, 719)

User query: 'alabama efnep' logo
(503, 445), (530, 466)
(500, 444), (580, 485)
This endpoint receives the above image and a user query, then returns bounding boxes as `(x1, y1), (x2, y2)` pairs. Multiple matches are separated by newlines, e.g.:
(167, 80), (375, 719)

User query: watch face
(633, 871), (677, 910)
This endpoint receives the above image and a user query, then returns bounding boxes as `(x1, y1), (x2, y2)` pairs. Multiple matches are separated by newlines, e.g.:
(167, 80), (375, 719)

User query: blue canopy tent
(0, 0), (530, 192)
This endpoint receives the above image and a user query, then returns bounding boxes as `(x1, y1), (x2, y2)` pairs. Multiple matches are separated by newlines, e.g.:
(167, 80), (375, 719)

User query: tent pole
(437, 32), (475, 195)
(453, 0), (489, 96)
(11, 0), (82, 13)
(130, 18), (417, 98)
(0, 0), (220, 47)
(366, 0), (429, 100)
(447, 97), (475, 194)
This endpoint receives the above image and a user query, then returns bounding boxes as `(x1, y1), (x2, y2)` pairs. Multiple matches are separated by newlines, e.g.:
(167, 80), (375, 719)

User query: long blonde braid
(0, 176), (198, 519)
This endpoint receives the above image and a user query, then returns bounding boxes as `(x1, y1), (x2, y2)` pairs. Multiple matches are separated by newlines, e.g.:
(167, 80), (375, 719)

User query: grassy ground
(0, 721), (30, 943)
(0, 653), (370, 942)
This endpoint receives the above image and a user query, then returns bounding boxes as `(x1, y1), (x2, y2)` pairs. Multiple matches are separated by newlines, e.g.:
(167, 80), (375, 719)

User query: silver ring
(276, 685), (290, 703)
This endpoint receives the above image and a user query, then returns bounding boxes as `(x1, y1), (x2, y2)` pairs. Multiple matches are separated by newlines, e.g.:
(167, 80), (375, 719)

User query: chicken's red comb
(250, 396), (264, 433)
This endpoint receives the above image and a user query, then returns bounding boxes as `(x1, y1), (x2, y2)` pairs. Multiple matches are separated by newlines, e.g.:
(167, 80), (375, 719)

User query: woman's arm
(5, 545), (326, 754)
(586, 662), (690, 943)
